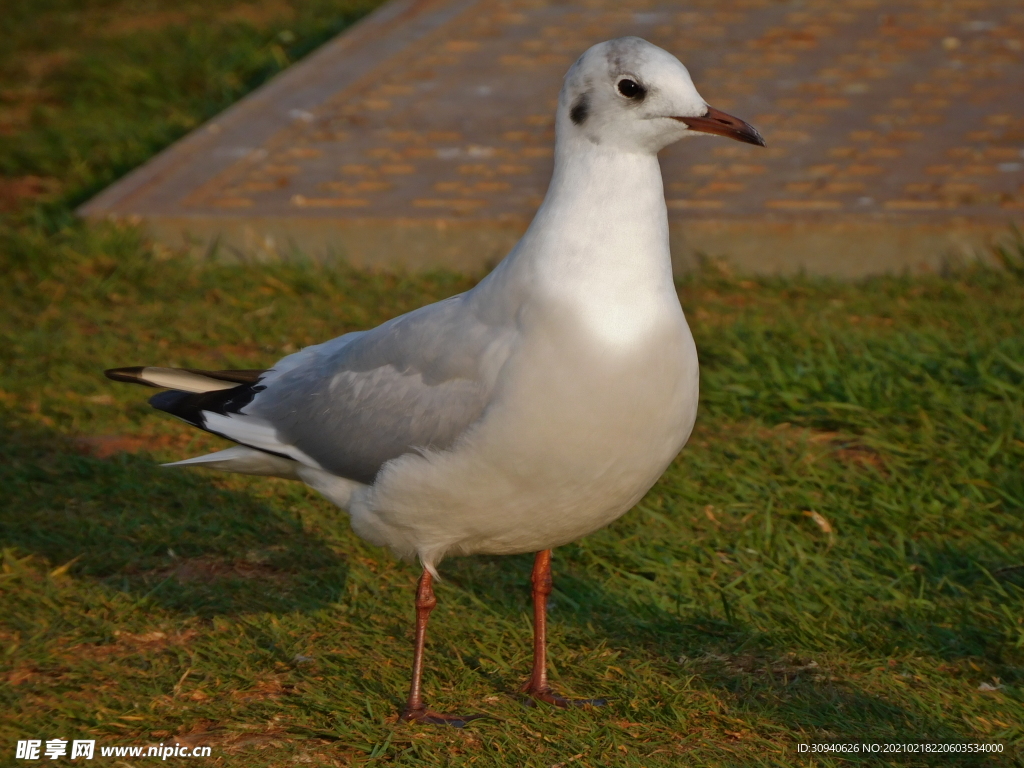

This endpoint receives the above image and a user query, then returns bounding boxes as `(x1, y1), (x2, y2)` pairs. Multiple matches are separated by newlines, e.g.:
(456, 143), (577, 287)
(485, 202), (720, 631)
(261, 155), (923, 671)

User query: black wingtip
(148, 384), (263, 429)
(148, 390), (205, 428)
(149, 389), (191, 413)
(105, 367), (156, 386)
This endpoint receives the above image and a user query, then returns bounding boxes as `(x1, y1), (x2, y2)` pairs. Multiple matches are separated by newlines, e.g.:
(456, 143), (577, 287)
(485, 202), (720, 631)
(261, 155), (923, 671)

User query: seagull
(105, 36), (764, 725)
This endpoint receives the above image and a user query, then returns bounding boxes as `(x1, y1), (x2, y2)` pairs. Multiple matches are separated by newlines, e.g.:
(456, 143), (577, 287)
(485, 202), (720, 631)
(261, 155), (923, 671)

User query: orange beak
(673, 106), (766, 147)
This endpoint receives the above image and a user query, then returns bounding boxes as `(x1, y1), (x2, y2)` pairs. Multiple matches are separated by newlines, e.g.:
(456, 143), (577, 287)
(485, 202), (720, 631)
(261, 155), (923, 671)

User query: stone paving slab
(80, 0), (1024, 276)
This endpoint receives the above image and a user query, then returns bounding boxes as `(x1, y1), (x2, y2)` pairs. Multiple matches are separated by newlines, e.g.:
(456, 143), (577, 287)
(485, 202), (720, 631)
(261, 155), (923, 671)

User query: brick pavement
(80, 0), (1024, 276)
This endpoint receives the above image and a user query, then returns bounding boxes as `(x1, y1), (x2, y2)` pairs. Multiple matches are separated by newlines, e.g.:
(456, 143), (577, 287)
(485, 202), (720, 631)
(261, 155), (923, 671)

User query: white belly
(350, 303), (699, 571)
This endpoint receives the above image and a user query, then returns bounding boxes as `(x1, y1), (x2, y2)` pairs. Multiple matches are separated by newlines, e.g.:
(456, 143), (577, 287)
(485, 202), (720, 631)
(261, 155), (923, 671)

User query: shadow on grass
(440, 553), (1001, 765)
(0, 415), (348, 617)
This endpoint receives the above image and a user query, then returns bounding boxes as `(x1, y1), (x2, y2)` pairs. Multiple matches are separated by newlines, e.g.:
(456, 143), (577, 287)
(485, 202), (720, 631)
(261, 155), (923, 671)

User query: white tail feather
(163, 446), (301, 479)
(138, 367), (239, 393)
(201, 411), (325, 469)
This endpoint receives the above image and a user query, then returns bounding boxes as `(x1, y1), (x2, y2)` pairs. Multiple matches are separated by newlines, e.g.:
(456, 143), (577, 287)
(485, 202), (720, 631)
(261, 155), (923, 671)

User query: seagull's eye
(617, 79), (643, 99)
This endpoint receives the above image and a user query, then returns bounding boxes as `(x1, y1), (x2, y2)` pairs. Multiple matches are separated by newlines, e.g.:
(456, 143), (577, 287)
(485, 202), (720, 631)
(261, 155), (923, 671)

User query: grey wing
(241, 294), (515, 484)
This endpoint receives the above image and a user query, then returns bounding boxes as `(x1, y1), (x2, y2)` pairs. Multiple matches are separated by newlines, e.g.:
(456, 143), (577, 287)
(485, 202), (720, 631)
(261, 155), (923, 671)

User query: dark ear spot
(570, 92), (590, 126)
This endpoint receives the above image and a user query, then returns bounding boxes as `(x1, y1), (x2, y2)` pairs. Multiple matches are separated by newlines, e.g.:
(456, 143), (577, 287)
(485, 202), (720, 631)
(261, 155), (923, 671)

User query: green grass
(2, 1), (1024, 766)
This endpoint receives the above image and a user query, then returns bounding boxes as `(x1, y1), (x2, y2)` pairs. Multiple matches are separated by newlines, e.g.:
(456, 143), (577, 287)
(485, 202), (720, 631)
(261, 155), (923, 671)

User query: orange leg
(521, 550), (606, 708)
(399, 570), (485, 727)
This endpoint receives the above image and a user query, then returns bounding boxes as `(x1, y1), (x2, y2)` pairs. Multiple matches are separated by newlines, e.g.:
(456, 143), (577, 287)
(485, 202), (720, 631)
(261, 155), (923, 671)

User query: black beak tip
(746, 129), (767, 148)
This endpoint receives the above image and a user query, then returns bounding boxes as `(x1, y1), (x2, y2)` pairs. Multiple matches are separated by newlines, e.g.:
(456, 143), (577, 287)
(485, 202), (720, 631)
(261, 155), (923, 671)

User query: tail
(104, 366), (269, 427)
(104, 365), (302, 478)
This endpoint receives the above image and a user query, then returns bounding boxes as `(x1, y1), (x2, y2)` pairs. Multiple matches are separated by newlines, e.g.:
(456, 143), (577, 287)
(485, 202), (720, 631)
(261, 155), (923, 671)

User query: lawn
(2, 1), (1023, 766)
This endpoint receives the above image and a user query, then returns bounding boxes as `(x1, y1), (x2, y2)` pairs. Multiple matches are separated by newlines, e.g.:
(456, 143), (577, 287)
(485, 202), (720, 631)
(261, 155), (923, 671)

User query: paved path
(80, 0), (1024, 276)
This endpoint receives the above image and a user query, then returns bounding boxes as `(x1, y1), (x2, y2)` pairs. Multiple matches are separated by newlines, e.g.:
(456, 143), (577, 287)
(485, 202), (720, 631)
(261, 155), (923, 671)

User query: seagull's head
(558, 37), (765, 154)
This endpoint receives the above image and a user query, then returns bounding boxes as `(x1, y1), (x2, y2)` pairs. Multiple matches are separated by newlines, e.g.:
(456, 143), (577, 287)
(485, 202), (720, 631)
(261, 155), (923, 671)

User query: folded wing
(110, 294), (515, 485)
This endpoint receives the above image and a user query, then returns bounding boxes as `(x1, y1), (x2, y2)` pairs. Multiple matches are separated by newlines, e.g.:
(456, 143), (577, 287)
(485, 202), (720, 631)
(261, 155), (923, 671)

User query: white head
(558, 37), (764, 154)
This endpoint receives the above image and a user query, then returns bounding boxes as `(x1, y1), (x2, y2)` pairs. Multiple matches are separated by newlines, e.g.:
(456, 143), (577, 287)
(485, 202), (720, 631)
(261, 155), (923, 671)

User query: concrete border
(135, 212), (1011, 278)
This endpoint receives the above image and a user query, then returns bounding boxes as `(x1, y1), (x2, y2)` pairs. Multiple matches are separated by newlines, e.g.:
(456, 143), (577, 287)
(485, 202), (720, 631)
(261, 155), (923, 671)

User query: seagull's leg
(524, 549), (556, 699)
(399, 569), (486, 727)
(522, 550), (606, 708)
